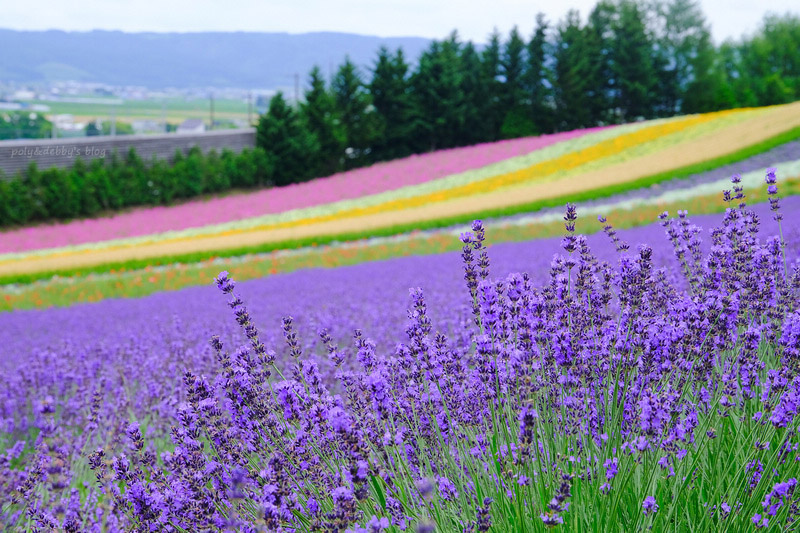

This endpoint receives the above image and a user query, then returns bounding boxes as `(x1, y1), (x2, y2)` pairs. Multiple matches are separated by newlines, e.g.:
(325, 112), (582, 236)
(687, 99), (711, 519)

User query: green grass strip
(2, 124), (800, 287)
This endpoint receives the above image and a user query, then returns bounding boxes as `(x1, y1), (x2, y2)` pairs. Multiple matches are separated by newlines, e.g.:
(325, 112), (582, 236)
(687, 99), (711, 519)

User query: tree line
(0, 147), (271, 226)
(0, 111), (52, 140)
(257, 0), (800, 184)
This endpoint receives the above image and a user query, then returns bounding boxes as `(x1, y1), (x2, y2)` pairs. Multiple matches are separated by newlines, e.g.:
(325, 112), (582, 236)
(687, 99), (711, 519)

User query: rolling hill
(0, 29), (431, 89)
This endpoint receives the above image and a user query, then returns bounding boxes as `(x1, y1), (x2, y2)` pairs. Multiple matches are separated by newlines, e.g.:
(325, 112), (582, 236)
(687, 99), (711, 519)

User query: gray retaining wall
(0, 128), (256, 178)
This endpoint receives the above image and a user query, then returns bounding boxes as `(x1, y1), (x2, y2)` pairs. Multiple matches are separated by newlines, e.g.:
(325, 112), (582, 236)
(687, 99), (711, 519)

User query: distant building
(177, 118), (206, 134)
(132, 119), (163, 134)
(13, 90), (36, 100)
(53, 114), (86, 132)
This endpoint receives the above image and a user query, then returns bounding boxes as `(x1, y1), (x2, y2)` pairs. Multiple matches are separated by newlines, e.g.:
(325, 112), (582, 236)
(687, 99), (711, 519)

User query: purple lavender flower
(214, 270), (235, 293)
(416, 478), (434, 501)
(437, 476), (458, 501)
(762, 479), (798, 516)
(765, 168), (777, 184)
(371, 516), (391, 532)
(540, 512), (564, 526)
(765, 168), (783, 221)
(477, 497), (493, 532)
(753, 513), (769, 528)
(562, 204), (578, 253)
(605, 458), (618, 480)
(642, 496), (658, 515)
(329, 407), (353, 433)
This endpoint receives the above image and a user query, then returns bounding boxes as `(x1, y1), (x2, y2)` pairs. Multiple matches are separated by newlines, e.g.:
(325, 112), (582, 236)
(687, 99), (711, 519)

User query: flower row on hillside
(0, 127), (611, 254)
(4, 172), (799, 311)
(0, 109), (759, 262)
(0, 106), (766, 258)
(3, 104), (799, 279)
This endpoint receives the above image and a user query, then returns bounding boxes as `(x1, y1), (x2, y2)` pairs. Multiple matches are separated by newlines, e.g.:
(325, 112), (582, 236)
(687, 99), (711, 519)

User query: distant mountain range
(0, 29), (432, 89)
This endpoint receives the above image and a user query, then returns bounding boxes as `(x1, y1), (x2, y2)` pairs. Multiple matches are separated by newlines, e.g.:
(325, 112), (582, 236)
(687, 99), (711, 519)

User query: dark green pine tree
(587, 1), (616, 124)
(256, 92), (318, 186)
(302, 66), (345, 176)
(460, 41), (494, 144)
(500, 26), (536, 138)
(716, 41), (758, 109)
(650, 0), (694, 114)
(648, 0), (717, 115)
(85, 121), (101, 136)
(369, 46), (416, 161)
(410, 33), (466, 151)
(332, 57), (381, 168)
(553, 10), (599, 130)
(481, 29), (504, 141)
(681, 29), (727, 113)
(524, 13), (554, 134)
(611, 0), (657, 121)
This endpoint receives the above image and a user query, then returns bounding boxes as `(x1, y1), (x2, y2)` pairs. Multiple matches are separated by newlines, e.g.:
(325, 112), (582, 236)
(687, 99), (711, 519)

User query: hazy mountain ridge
(0, 29), (431, 89)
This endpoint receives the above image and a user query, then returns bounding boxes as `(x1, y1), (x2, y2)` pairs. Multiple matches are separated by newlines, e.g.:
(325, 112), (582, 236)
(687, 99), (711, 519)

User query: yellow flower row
(352, 108), (749, 209)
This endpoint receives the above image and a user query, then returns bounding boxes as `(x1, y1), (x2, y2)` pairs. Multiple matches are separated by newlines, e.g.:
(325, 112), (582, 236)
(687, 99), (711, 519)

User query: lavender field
(2, 176), (800, 531)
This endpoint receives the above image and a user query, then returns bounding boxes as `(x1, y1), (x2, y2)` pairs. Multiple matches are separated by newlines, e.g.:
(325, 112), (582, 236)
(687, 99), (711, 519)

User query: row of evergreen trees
(0, 147), (272, 226)
(257, 0), (800, 181)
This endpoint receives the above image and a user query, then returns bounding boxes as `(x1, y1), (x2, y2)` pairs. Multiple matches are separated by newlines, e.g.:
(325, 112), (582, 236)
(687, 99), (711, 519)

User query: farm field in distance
(37, 96), (251, 125)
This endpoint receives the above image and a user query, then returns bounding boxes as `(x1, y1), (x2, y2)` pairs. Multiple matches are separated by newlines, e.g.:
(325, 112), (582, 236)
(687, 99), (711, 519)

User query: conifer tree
(257, 92), (318, 186)
(332, 57), (381, 168)
(481, 29), (504, 141)
(302, 66), (345, 176)
(460, 41), (494, 144)
(554, 10), (599, 130)
(370, 47), (416, 161)
(500, 26), (533, 137)
(611, 0), (657, 121)
(525, 13), (554, 134)
(411, 33), (466, 150)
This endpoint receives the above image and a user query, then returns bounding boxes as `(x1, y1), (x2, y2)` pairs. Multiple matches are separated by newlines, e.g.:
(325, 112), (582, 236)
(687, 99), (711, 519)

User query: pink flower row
(0, 127), (606, 254)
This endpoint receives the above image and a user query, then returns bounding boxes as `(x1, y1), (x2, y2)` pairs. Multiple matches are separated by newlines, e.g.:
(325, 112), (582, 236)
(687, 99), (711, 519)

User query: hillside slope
(0, 29), (431, 88)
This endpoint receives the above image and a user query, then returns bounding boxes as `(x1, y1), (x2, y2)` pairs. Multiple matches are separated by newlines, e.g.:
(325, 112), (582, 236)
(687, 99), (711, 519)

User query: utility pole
(247, 91), (252, 126)
(110, 106), (116, 136)
(209, 93), (215, 130)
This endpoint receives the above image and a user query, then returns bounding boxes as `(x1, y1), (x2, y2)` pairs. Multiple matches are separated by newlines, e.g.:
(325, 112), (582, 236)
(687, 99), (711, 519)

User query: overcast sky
(4, 0), (798, 44)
